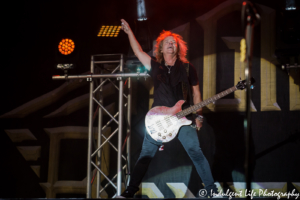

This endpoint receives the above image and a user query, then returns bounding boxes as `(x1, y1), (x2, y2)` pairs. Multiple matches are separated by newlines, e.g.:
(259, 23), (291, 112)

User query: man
(118, 19), (218, 198)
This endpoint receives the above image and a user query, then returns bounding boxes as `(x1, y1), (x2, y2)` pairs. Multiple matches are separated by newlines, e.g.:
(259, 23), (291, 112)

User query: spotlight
(125, 56), (146, 73)
(55, 37), (79, 75)
(57, 63), (74, 70)
(137, 0), (147, 21)
(282, 63), (300, 75)
(97, 25), (121, 37)
(58, 38), (75, 55)
(285, 0), (298, 10)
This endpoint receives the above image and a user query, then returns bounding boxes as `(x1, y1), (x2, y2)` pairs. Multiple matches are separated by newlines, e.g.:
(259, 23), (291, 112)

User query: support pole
(96, 75), (103, 198)
(52, 72), (150, 80)
(87, 55), (94, 198)
(117, 54), (124, 195)
(126, 77), (132, 187)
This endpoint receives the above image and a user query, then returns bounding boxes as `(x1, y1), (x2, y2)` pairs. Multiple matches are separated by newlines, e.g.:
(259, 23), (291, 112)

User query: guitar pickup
(164, 116), (173, 127)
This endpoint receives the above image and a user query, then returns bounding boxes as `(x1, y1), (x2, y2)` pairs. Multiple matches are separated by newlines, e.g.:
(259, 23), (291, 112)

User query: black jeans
(127, 125), (217, 195)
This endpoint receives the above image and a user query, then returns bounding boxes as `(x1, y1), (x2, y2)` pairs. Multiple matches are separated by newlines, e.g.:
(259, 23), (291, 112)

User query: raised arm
(121, 19), (151, 71)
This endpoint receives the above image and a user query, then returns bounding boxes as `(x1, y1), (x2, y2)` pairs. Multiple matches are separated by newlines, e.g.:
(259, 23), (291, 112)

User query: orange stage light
(58, 38), (75, 55)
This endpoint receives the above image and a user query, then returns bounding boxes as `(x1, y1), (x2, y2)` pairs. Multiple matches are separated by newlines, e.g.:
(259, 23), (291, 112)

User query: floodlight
(97, 25), (121, 37)
(58, 38), (75, 55)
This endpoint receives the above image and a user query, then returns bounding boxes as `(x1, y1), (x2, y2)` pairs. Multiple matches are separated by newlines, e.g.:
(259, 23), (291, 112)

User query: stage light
(286, 7), (296, 10)
(286, 0), (297, 10)
(137, 0), (147, 21)
(58, 38), (75, 55)
(97, 25), (121, 37)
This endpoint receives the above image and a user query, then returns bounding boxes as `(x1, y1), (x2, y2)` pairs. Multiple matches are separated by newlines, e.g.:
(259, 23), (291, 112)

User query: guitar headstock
(236, 77), (255, 90)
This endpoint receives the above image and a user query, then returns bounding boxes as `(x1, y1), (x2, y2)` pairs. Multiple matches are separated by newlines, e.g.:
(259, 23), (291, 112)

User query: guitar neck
(176, 86), (237, 118)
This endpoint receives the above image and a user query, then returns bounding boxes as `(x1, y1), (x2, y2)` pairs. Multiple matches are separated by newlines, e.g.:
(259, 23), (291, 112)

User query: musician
(118, 19), (218, 198)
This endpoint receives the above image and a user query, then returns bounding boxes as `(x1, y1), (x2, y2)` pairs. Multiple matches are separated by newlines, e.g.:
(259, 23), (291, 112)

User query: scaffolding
(53, 54), (150, 198)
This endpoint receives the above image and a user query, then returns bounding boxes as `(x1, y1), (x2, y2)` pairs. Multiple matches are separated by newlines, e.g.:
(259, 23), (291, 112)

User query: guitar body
(144, 78), (255, 143)
(145, 100), (192, 143)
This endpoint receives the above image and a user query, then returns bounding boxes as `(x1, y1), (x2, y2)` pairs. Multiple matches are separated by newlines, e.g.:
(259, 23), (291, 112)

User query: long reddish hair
(154, 30), (188, 63)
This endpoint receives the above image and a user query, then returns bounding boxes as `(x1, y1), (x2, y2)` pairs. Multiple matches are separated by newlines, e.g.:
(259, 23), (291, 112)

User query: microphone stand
(241, 2), (260, 199)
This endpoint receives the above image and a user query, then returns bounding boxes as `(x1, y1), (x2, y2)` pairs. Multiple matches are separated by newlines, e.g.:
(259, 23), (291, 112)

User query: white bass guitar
(145, 78), (254, 143)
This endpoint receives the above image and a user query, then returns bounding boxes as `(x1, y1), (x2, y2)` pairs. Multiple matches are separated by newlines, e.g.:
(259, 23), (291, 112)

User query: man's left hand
(196, 119), (202, 131)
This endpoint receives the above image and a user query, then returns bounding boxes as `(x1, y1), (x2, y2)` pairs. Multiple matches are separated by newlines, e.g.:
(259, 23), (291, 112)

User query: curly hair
(154, 30), (188, 63)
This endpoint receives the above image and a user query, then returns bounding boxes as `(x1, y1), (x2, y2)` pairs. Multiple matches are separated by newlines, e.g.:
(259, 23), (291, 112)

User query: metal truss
(52, 54), (149, 198)
(88, 54), (128, 198)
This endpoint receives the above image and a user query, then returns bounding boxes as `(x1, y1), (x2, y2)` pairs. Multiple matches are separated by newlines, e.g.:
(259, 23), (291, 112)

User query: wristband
(195, 114), (203, 122)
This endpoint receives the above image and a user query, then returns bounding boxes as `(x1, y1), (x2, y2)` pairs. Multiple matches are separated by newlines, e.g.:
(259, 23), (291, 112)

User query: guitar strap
(182, 62), (194, 106)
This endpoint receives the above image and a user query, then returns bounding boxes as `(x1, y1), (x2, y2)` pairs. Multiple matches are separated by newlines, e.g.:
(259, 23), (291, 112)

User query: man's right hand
(121, 19), (132, 35)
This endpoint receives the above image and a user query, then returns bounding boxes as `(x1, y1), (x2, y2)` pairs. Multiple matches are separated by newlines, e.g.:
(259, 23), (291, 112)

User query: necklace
(165, 63), (173, 74)
(164, 57), (176, 74)
(165, 60), (176, 74)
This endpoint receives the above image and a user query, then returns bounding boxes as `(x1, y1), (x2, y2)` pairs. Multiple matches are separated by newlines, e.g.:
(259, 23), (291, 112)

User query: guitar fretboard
(176, 86), (237, 119)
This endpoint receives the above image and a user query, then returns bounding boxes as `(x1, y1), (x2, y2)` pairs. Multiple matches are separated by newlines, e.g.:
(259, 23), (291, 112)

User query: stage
(0, 0), (299, 199)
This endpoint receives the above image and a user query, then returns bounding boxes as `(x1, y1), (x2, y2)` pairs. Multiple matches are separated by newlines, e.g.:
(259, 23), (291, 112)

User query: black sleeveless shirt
(149, 58), (199, 118)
